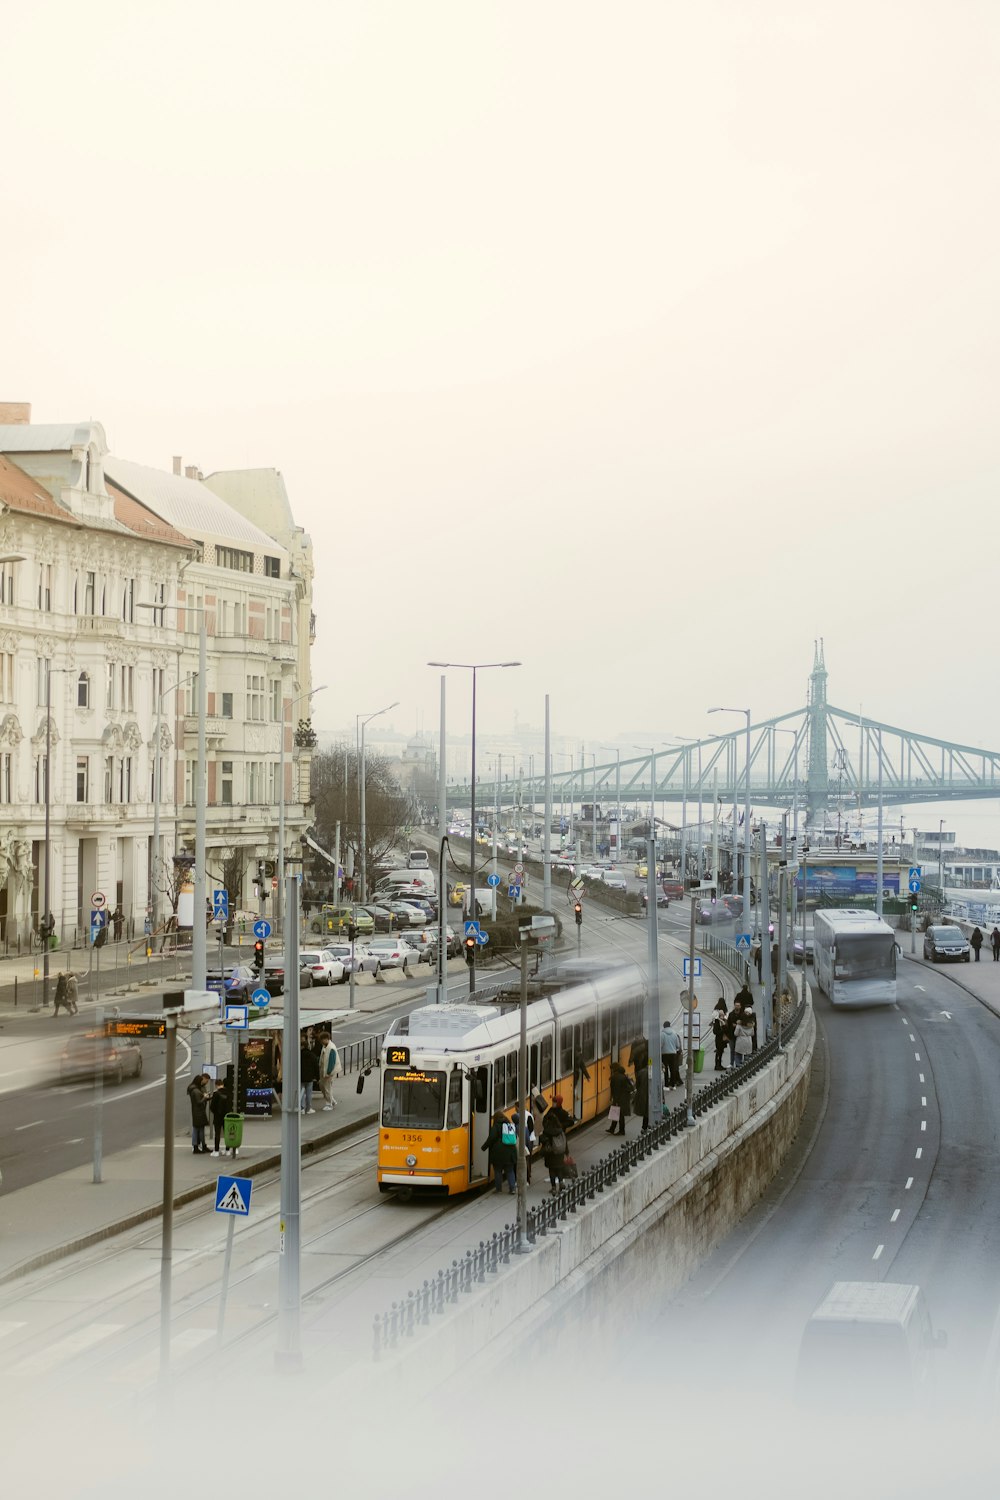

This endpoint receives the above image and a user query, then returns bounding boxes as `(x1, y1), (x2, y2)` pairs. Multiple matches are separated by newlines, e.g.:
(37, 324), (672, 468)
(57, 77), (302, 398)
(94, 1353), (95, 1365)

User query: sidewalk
(0, 934), (739, 1285)
(901, 942), (1000, 1020)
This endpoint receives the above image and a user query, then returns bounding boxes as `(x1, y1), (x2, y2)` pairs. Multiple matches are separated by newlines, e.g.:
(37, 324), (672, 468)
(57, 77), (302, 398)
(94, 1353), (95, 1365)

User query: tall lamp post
(150, 673), (194, 942)
(710, 707), (752, 942)
(428, 662), (521, 993)
(599, 747), (621, 864)
(357, 700), (398, 904)
(277, 684), (326, 937)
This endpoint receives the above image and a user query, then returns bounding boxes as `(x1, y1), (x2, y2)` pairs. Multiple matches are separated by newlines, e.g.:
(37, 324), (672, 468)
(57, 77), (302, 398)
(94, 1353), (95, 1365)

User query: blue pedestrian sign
(251, 987), (270, 1009)
(215, 1176), (252, 1216)
(253, 919), (271, 940)
(213, 888), (229, 921)
(908, 866), (922, 894)
(682, 957), (702, 979)
(508, 886), (518, 899)
(464, 920), (481, 936)
(735, 933), (752, 954)
(486, 873), (500, 888)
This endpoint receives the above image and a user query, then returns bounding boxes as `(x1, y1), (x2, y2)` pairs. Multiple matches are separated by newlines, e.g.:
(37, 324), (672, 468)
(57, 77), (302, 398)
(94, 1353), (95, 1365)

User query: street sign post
(735, 933), (752, 953)
(486, 873), (500, 889)
(224, 1004), (249, 1030)
(215, 1173), (253, 1342)
(253, 919), (272, 941)
(213, 889), (229, 921)
(908, 865), (922, 894)
(682, 957), (702, 979)
(91, 891), (107, 911)
(251, 987), (270, 1010)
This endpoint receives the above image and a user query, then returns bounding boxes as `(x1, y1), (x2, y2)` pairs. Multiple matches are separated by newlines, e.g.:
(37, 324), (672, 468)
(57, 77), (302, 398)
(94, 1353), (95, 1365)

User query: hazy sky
(3, 2), (997, 757)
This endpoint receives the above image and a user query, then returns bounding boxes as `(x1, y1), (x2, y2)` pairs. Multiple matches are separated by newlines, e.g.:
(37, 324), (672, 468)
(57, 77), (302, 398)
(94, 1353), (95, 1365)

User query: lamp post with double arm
(277, 684), (326, 938)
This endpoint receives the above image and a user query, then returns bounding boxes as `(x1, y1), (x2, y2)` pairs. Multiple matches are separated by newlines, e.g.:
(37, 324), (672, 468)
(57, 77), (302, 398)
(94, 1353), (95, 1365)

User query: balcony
(182, 715), (230, 746)
(213, 634), (296, 663)
(76, 617), (125, 639)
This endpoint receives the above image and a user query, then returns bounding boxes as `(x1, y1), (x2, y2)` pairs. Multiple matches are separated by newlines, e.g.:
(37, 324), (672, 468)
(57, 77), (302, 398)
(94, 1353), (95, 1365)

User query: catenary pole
(276, 881), (302, 1370)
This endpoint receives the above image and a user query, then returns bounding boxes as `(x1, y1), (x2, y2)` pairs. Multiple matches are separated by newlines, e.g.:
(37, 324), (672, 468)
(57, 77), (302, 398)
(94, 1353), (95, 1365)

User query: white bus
(812, 909), (897, 1007)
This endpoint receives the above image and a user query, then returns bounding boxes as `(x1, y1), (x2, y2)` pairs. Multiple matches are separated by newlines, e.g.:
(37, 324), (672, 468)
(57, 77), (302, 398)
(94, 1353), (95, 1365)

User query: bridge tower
(806, 639), (829, 829)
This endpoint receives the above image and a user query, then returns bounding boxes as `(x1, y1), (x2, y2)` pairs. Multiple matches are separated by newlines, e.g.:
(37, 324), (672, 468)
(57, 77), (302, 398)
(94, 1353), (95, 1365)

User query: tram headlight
(405, 1154), (418, 1167)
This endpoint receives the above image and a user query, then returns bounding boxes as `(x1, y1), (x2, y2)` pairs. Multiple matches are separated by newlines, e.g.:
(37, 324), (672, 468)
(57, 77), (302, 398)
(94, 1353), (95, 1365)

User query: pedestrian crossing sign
(215, 1176), (252, 1216)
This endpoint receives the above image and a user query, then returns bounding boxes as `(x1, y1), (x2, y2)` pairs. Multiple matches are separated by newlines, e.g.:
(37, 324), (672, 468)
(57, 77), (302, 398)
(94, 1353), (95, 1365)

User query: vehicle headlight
(405, 1154), (417, 1167)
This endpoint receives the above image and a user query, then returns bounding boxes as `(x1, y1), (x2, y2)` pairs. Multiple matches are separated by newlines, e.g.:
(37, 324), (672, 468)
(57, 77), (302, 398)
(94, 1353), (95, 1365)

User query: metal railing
(338, 1032), (385, 1077)
(700, 931), (749, 981)
(372, 992), (808, 1358)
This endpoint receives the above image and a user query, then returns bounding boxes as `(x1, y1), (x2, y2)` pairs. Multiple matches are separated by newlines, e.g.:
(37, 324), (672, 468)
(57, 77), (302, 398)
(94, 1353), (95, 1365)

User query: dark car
(262, 955), (315, 995)
(722, 895), (744, 920)
(695, 900), (731, 925)
(792, 936), (814, 965)
(59, 1034), (143, 1086)
(359, 903), (399, 933)
(922, 925), (970, 963)
(207, 963), (258, 1001)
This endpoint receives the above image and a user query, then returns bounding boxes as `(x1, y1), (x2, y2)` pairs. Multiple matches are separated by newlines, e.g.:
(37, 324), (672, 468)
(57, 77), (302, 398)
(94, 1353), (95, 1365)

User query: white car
(386, 900), (427, 927)
(365, 937), (420, 972)
(600, 871), (628, 892)
(324, 941), (382, 975)
(299, 949), (347, 986)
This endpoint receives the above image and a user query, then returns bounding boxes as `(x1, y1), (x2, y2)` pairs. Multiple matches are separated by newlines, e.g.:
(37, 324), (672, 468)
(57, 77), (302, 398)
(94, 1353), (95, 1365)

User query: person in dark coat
(735, 981), (754, 1010)
(711, 999), (729, 1071)
(540, 1095), (573, 1191)
(971, 927), (983, 962)
(52, 971), (70, 1017)
(632, 1058), (649, 1132)
(482, 1110), (517, 1194)
(112, 905), (124, 942)
(187, 1074), (209, 1153)
(608, 1061), (631, 1135)
(300, 1040), (321, 1113)
(210, 1080), (229, 1156)
(991, 927), (1000, 962)
(510, 1105), (535, 1184)
(726, 1000), (744, 1069)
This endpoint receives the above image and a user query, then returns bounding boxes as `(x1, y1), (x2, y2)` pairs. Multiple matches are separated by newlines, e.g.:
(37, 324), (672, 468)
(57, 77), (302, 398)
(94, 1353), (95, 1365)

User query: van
(796, 1282), (945, 1411)
(407, 849), (430, 869)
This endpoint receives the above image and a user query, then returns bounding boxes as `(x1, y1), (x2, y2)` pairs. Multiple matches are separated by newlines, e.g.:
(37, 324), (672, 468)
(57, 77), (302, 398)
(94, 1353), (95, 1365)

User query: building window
(77, 671), (90, 709)
(119, 755), (132, 803)
(36, 563), (51, 612)
(120, 664), (134, 712)
(122, 578), (134, 623)
(76, 757), (89, 802)
(84, 571), (95, 615)
(0, 652), (14, 703)
(246, 675), (264, 722)
(184, 760), (196, 806)
(267, 761), (278, 805)
(36, 656), (50, 708)
(270, 679), (281, 722)
(221, 761), (233, 805)
(263, 556), (280, 579)
(0, 559), (15, 605)
(221, 692), (233, 718)
(104, 755), (115, 804)
(233, 601), (247, 635)
(35, 753), (49, 804)
(151, 581), (166, 628)
(153, 666), (164, 705)
(247, 760), (265, 802)
(216, 546), (254, 573)
(265, 603), (280, 640)
(0, 752), (11, 803)
(217, 599), (229, 637)
(106, 661), (117, 710)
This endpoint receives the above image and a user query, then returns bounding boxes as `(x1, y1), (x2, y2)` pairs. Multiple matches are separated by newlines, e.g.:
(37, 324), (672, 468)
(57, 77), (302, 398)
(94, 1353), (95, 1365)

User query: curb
(899, 951), (1000, 1021)
(0, 1111), (380, 1288)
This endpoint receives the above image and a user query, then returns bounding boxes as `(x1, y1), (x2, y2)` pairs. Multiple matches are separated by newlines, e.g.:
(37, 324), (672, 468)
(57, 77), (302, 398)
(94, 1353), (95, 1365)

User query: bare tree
(311, 744), (409, 889)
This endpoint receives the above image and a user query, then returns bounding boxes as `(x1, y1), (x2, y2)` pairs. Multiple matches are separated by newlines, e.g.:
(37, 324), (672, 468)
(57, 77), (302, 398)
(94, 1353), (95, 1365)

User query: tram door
(469, 1065), (491, 1182)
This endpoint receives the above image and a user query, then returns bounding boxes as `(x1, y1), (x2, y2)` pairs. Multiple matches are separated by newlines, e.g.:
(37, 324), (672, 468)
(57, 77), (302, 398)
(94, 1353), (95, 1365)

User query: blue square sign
(215, 1176), (252, 1215)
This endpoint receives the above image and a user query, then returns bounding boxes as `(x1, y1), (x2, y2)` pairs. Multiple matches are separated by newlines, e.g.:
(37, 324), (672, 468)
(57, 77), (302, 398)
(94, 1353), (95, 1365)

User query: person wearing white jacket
(318, 1032), (340, 1111)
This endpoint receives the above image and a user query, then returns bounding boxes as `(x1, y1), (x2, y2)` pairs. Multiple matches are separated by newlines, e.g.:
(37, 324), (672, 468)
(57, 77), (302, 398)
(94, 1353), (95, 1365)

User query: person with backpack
(482, 1109), (517, 1194)
(540, 1095), (574, 1192)
(318, 1031), (339, 1111)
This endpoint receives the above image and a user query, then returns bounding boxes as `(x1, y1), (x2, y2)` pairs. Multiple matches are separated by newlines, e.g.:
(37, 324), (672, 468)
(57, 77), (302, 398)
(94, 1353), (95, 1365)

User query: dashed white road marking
(18, 1323), (122, 1374)
(914, 1052), (921, 1061)
(14, 1120), (44, 1131)
(873, 1245), (884, 1261)
(905, 1176), (914, 1189)
(921, 1096), (927, 1107)
(919, 1073), (925, 1084)
(64, 1137), (84, 1145)
(915, 1148), (923, 1159)
(909, 1033), (916, 1041)
(921, 1120), (927, 1132)
(0, 1321), (27, 1341)
(891, 1209), (900, 1222)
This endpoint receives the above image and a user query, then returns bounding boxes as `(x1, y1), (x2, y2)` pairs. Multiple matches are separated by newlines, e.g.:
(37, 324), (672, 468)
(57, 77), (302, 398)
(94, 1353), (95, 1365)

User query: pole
(333, 820), (341, 906)
(43, 661), (51, 1007)
(615, 751), (621, 868)
(645, 748), (663, 1127)
(591, 756), (597, 860)
(152, 684), (162, 940)
(711, 770), (719, 893)
(437, 836), (448, 1003)
(216, 1215), (236, 1344)
(759, 820), (772, 1039)
(192, 614), (207, 992)
(696, 743), (703, 882)
(93, 999), (104, 1183)
(159, 1011), (177, 1383)
(438, 673), (447, 877)
(359, 720), (368, 906)
(680, 749), (688, 885)
(778, 812), (788, 1007)
(875, 728), (884, 920)
(515, 933), (529, 1249)
(802, 843), (809, 972)
(469, 668), (477, 994)
(277, 688), (286, 940)
(938, 819), (944, 897)
(276, 876), (302, 1371)
(743, 711), (752, 955)
(685, 893), (697, 1126)
(543, 695), (552, 917)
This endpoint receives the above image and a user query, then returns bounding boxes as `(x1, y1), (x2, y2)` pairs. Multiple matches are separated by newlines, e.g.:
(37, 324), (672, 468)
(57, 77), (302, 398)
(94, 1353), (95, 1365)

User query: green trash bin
(693, 1048), (705, 1074)
(223, 1113), (244, 1150)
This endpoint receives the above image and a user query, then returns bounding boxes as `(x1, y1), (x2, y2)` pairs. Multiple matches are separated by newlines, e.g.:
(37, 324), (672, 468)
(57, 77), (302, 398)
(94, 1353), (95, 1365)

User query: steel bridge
(452, 644), (1000, 825)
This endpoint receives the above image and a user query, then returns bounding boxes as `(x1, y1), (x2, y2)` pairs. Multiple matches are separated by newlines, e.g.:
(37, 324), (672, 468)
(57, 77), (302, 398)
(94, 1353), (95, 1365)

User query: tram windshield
(834, 935), (896, 981)
(382, 1066), (446, 1129)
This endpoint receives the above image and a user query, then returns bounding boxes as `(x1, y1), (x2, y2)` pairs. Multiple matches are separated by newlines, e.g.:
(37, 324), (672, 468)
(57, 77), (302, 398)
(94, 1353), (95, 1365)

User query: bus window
(529, 1043), (539, 1089)
(540, 1033), (553, 1085)
(446, 1069), (463, 1127)
(559, 1026), (574, 1077)
(583, 1016), (596, 1065)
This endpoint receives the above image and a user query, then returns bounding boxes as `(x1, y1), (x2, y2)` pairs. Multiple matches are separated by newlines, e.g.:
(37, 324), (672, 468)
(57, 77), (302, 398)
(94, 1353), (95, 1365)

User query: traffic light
(574, 902), (583, 926)
(253, 939), (265, 973)
(910, 890), (920, 914)
(464, 934), (477, 967)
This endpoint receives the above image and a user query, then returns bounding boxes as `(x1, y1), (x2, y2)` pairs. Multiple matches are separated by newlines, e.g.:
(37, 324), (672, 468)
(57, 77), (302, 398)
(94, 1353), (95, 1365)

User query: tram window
(600, 1010), (611, 1054)
(506, 1051), (518, 1105)
(382, 1067), (446, 1129)
(471, 1066), (488, 1113)
(540, 1034), (553, 1086)
(583, 1016), (596, 1064)
(559, 1026), (573, 1077)
(446, 1069), (463, 1128)
(529, 1043), (539, 1089)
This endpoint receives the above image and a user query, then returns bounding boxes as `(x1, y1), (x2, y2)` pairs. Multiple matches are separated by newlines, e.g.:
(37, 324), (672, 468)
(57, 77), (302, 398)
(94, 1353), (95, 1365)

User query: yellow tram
(372, 959), (647, 1195)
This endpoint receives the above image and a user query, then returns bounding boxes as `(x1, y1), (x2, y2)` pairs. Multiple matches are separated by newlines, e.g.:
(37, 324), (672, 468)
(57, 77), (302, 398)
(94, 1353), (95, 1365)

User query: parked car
(365, 936), (420, 972)
(262, 955), (314, 995)
(299, 949), (347, 986)
(422, 926), (461, 962)
(385, 900), (427, 927)
(923, 925), (971, 963)
(207, 962), (259, 1000)
(316, 904), (375, 937)
(324, 941), (382, 975)
(59, 1034), (143, 1086)
(792, 936), (814, 965)
(359, 903), (399, 933)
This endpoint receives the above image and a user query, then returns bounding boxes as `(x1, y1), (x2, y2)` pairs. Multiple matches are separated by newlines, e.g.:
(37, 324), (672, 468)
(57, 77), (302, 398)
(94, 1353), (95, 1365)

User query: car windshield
(381, 1066), (446, 1128)
(933, 931), (963, 945)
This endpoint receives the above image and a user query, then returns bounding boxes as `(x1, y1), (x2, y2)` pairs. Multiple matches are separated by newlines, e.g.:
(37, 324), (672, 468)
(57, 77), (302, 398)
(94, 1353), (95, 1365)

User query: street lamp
(709, 708), (752, 948)
(357, 701), (398, 904)
(599, 747), (621, 863)
(632, 745), (664, 1132)
(150, 673), (195, 943)
(277, 684), (326, 937)
(428, 662), (521, 992)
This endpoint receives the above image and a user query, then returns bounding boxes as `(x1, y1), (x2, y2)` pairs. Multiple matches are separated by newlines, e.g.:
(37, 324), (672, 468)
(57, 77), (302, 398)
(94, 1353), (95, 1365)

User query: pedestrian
(112, 905), (124, 942)
(482, 1109), (517, 1194)
(991, 927), (1000, 962)
(660, 1017), (682, 1089)
(753, 943), (762, 982)
(971, 927), (984, 962)
(608, 1061), (630, 1135)
(540, 1095), (573, 1192)
(510, 1104), (536, 1183)
(711, 999), (729, 1072)
(65, 971), (79, 1015)
(187, 1073), (210, 1153)
(210, 1080), (229, 1157)
(743, 1000), (758, 1052)
(52, 971), (69, 1017)
(300, 1037), (320, 1113)
(734, 1011), (755, 1066)
(632, 1055), (649, 1132)
(726, 999), (744, 1069)
(735, 980), (754, 1010)
(318, 1031), (339, 1111)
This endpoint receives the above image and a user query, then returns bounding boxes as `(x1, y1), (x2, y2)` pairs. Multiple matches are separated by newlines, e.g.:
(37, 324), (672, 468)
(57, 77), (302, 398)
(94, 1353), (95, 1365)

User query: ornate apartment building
(0, 405), (314, 946)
